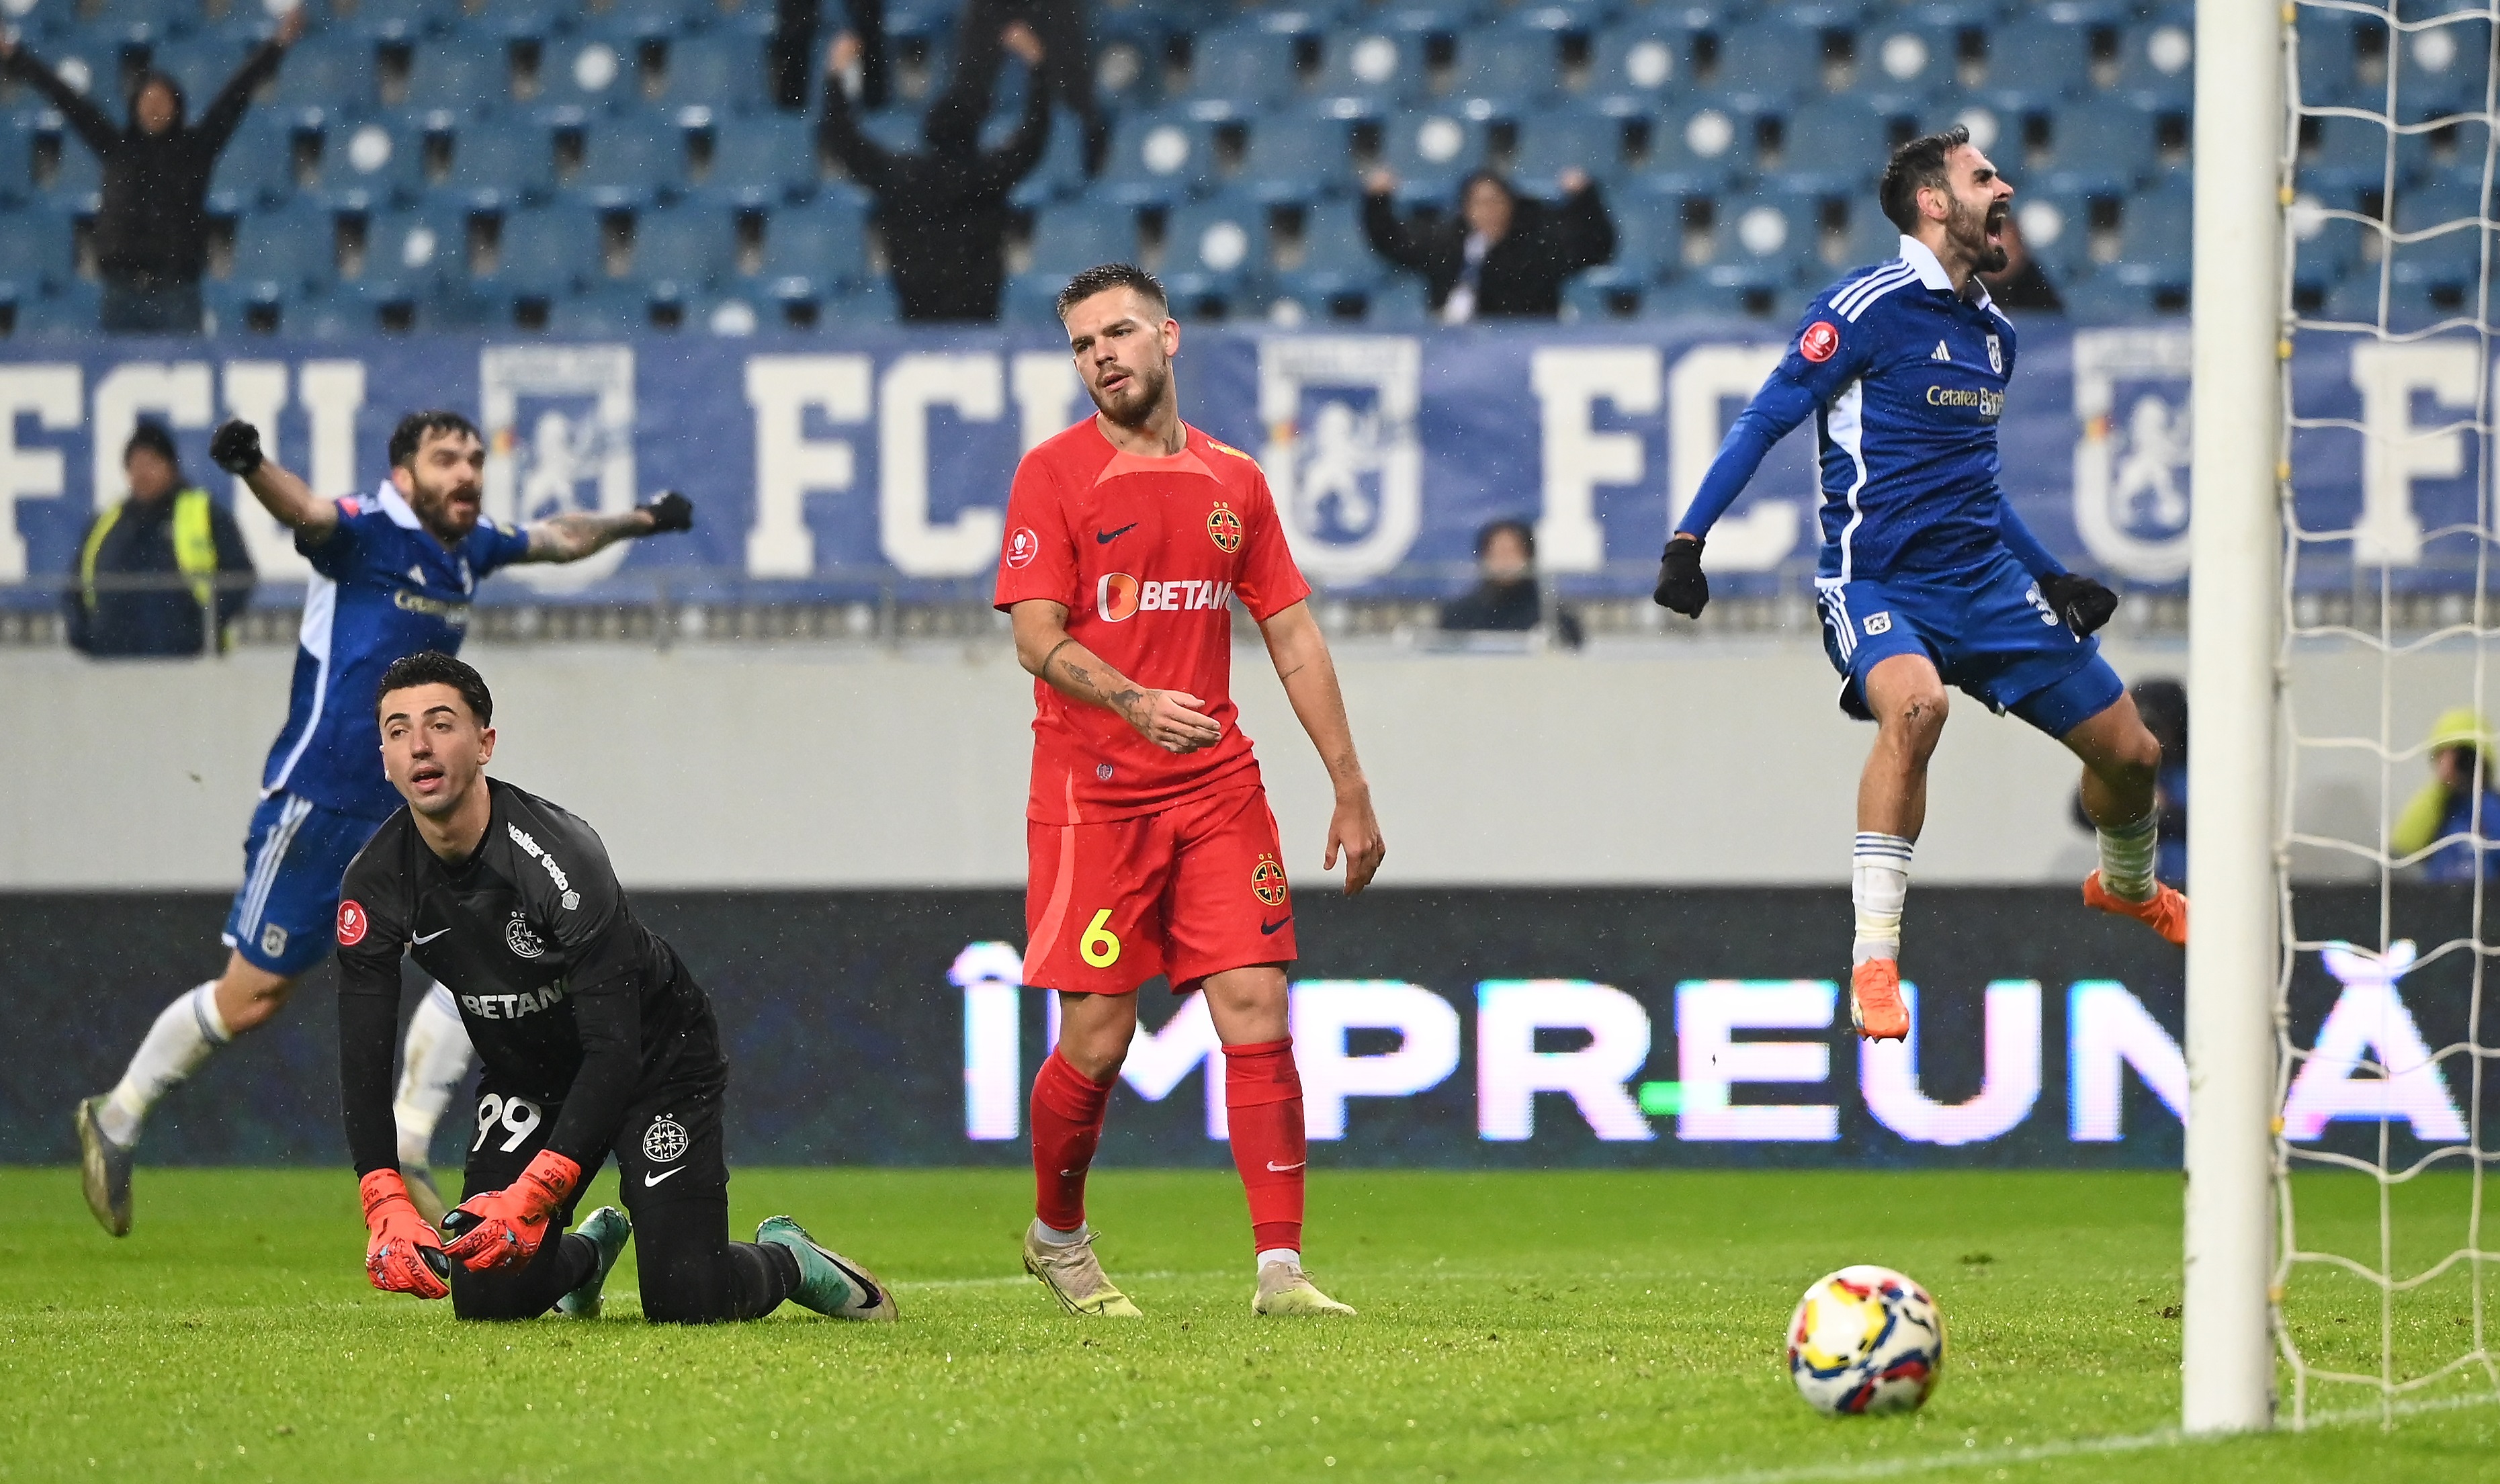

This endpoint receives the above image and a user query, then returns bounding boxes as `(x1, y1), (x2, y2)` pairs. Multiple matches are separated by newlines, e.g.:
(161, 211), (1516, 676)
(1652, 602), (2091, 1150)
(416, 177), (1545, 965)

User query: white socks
(1852, 833), (1913, 966)
(2096, 809), (2161, 903)
(392, 982), (478, 1167)
(1032, 1218), (1088, 1246)
(1256, 1247), (1303, 1272)
(98, 982), (228, 1147)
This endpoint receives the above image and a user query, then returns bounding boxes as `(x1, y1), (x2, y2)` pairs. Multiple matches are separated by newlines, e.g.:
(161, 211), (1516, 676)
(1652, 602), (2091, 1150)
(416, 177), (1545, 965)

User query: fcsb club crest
(643, 1114), (689, 1165)
(506, 914), (546, 959)
(1251, 854), (1287, 908)
(1207, 502), (1243, 554)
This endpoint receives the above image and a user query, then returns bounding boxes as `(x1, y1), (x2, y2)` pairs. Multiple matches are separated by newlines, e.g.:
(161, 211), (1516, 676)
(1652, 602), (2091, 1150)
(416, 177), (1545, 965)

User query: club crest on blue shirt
(1986, 334), (2003, 375)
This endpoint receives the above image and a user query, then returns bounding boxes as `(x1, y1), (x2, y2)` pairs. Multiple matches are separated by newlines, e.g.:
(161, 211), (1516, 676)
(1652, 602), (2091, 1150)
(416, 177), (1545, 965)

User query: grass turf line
(0, 1169), (2493, 1483)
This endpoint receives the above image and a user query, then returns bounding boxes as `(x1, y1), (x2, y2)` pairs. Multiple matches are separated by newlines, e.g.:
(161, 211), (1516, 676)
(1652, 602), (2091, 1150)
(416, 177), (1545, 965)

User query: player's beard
(405, 469), (484, 543)
(1088, 355), (1170, 429)
(1952, 195), (2010, 276)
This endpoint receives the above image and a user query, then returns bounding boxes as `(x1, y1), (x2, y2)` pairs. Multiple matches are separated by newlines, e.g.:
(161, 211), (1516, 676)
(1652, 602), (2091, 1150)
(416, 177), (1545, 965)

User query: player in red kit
(995, 263), (1387, 1319)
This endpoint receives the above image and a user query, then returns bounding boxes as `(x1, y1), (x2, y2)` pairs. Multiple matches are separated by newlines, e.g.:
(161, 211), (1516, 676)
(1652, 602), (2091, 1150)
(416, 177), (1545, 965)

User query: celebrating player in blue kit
(1652, 126), (2188, 1042)
(73, 410), (693, 1235)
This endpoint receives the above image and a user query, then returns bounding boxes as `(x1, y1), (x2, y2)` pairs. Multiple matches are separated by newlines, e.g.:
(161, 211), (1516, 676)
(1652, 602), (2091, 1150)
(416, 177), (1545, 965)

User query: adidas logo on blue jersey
(1930, 341), (1951, 361)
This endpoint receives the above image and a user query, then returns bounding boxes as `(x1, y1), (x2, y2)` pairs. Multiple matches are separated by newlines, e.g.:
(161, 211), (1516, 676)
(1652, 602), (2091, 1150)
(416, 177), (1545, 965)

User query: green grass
(1, 1168), (2494, 1483)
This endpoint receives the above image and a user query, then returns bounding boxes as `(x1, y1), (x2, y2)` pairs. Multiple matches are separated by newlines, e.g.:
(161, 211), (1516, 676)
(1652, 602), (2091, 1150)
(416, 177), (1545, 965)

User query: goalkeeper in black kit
(340, 650), (895, 1323)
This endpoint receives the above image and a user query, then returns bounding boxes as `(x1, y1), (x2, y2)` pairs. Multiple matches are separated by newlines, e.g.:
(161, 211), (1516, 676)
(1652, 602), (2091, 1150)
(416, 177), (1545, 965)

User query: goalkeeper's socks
(98, 981), (228, 1146)
(1029, 1049), (1113, 1233)
(392, 983), (477, 1166)
(1256, 1247), (1303, 1272)
(1223, 1039), (1306, 1255)
(2096, 810), (2161, 903)
(1852, 834), (1914, 967)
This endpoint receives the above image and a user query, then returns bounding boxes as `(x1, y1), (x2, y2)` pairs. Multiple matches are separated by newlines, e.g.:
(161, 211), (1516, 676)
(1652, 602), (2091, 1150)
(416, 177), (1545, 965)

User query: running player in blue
(75, 410), (693, 1235)
(1652, 126), (2188, 1042)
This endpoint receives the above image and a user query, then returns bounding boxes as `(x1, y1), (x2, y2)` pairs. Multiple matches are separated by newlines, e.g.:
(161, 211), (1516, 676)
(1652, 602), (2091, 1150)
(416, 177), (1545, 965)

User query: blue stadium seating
(1443, 29), (1559, 117)
(230, 201), (339, 294)
(1981, 19), (2093, 104)
(1710, 22), (1825, 110)
(0, 123), (31, 206)
(403, 42), (514, 117)
(755, 198), (868, 297)
(35, 123), (103, 209)
(2111, 183), (2190, 273)
(1510, 109), (1626, 193)
(546, 283), (653, 335)
(209, 114), (298, 211)
(1236, 113), (1352, 204)
(2300, 113), (2391, 198)
(1640, 101), (1750, 194)
(12, 281), (101, 342)
(2293, 9), (2378, 108)
(1363, 275), (1431, 326)
(2036, 103), (2157, 195)
(698, 113), (817, 206)
(1309, 30), (1426, 116)
(0, 207), (77, 292)
(2399, 12), (2493, 118)
(1007, 105), (1090, 210)
(148, 39), (259, 104)
(1379, 111), (1490, 203)
(1698, 191), (1819, 288)
(2063, 259), (2186, 322)
(1180, 24), (1303, 116)
(1832, 199), (1901, 269)
(1859, 20), (1964, 97)
(633, 204), (737, 289)
(539, 30), (647, 114)
(359, 206), (468, 293)
(204, 275), (290, 337)
(1600, 185), (1682, 279)
(1163, 194), (1266, 296)
(486, 205), (606, 296)
(566, 117), (687, 207)
(2114, 18), (2194, 107)
(1563, 268), (1645, 320)
(268, 36), (379, 115)
(1278, 196), (1383, 303)
(1584, 26), (1702, 116)
(1026, 202), (1138, 276)
(441, 121), (555, 210)
(354, 0), (470, 42)
(312, 117), (429, 209)
(1772, 98), (1905, 194)
(1094, 113), (1211, 208)
(653, 32), (771, 112)
(2012, 191), (2094, 279)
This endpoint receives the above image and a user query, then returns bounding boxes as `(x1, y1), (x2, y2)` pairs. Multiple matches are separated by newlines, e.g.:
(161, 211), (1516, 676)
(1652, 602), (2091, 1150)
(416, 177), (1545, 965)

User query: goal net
(2273, 0), (2500, 1428)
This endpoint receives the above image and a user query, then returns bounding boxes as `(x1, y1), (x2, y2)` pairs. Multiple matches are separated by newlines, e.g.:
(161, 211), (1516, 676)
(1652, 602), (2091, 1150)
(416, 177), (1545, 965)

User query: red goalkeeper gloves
(441, 1149), (580, 1273)
(361, 1169), (449, 1300)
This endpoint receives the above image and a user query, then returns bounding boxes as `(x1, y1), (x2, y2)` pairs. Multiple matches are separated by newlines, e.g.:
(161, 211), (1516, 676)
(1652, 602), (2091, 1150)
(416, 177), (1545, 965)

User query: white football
(1785, 1265), (1945, 1415)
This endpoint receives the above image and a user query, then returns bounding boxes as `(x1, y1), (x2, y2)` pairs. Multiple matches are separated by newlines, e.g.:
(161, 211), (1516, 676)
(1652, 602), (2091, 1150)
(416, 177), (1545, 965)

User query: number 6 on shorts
(472, 1093), (543, 1153)
(1080, 908), (1121, 967)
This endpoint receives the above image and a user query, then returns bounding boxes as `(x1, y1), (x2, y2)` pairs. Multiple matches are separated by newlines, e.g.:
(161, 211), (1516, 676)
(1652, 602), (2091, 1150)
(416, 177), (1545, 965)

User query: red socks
(1223, 1038), (1306, 1254)
(1029, 1049), (1113, 1232)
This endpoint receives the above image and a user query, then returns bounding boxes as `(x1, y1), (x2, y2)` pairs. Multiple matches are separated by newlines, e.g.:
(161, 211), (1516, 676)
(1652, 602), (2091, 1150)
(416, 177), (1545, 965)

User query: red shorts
(1023, 784), (1297, 994)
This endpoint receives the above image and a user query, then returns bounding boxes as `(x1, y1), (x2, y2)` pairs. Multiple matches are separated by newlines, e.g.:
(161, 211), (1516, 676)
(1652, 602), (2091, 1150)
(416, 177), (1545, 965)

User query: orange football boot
(1849, 957), (1909, 1041)
(2083, 870), (2189, 947)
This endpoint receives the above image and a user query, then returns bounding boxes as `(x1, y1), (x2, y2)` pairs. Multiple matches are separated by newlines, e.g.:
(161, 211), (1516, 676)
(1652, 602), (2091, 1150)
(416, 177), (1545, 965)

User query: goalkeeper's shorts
(1815, 548), (2125, 739)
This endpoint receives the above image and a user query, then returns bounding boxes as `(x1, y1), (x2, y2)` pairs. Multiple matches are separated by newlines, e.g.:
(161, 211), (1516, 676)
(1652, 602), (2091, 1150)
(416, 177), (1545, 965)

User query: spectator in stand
(65, 421), (255, 658)
(775, 0), (887, 110)
(931, 0), (1106, 173)
(2394, 709), (2500, 883)
(1979, 212), (2063, 312)
(1363, 168), (1616, 324)
(2071, 678), (2185, 885)
(822, 25), (1051, 323)
(0, 7), (304, 334)
(1438, 518), (1582, 649)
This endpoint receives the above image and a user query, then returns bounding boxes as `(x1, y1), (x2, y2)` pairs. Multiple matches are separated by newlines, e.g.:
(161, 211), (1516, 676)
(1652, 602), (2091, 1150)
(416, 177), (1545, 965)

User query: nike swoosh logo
(643, 1167), (687, 1187)
(1260, 916), (1292, 935)
(1096, 522), (1138, 543)
(1266, 1160), (1305, 1172)
(413, 929), (451, 944)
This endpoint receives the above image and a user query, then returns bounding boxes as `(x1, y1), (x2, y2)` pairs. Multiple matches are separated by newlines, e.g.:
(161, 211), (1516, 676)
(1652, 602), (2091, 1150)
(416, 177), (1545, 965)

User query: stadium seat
(202, 275), (290, 337)
(2110, 184), (2190, 275)
(1162, 194), (1267, 296)
(2114, 17), (2195, 108)
(1374, 0), (1487, 40)
(402, 41), (515, 117)
(1563, 267), (1645, 320)
(1379, 111), (1490, 204)
(11, 281), (101, 342)
(208, 114), (300, 211)
(1443, 29), (1559, 118)
(2298, 112), (2392, 198)
(654, 32), (771, 112)
(1857, 19), (1962, 97)
(1509, 108), (1628, 193)
(821, 277), (898, 325)
(1599, 185), (1682, 280)
(484, 205), (605, 296)
(230, 202), (340, 293)
(1709, 22), (1825, 111)
(350, 0), (468, 42)
(755, 197), (868, 296)
(537, 30), (649, 114)
(35, 123), (103, 209)
(1770, 98), (1905, 194)
(2293, 7), (2380, 110)
(699, 113), (818, 206)
(440, 121), (556, 210)
(75, 0), (185, 42)
(1025, 202), (1138, 277)
(1008, 105), (1090, 210)
(357, 205), (469, 293)
(147, 39), (259, 104)
(1094, 112), (1211, 208)
(1512, 0), (1623, 40)
(565, 117), (687, 208)
(2287, 196), (2372, 286)
(1639, 101), (1750, 194)
(1831, 199), (1902, 270)
(1236, 113), (1353, 204)
(2034, 103), (2155, 195)
(1000, 271), (1070, 326)
(632, 204), (737, 290)
(2011, 190), (2095, 280)
(0, 122), (31, 205)
(2385, 181), (2489, 302)
(269, 36), (381, 116)
(1584, 26), (1704, 116)
(1309, 30), (1427, 116)
(0, 208), (78, 292)
(1363, 275), (1432, 326)
(1179, 24), (1303, 116)
(2399, 12), (2492, 118)
(1979, 19), (2094, 103)
(1696, 191), (1820, 288)
(310, 117), (429, 209)
(544, 283), (652, 336)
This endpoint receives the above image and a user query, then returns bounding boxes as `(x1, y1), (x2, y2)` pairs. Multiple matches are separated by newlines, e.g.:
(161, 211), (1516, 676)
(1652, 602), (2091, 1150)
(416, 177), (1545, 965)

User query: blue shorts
(1814, 551), (2126, 740)
(221, 791), (388, 977)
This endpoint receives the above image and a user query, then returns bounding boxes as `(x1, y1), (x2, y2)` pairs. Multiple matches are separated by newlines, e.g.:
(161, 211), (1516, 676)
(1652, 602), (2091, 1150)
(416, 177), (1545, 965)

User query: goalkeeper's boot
(1022, 1225), (1143, 1317)
(1253, 1261), (1356, 1317)
(2083, 871), (2189, 948)
(1849, 958), (1909, 1041)
(401, 1165), (449, 1227)
(75, 1097), (134, 1237)
(757, 1215), (898, 1321)
(556, 1206), (632, 1319)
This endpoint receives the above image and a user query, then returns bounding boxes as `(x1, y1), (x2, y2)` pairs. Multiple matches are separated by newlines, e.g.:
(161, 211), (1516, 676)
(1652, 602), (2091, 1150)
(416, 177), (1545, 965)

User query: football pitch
(0, 1168), (2490, 1483)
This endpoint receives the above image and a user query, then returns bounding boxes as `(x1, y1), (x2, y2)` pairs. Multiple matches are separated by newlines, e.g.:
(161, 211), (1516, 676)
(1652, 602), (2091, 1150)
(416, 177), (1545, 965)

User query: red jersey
(993, 418), (1313, 826)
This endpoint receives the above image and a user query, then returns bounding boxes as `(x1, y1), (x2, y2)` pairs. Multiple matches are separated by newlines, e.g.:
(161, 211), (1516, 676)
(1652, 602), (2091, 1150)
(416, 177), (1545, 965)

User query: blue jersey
(260, 483), (531, 822)
(1682, 237), (2063, 585)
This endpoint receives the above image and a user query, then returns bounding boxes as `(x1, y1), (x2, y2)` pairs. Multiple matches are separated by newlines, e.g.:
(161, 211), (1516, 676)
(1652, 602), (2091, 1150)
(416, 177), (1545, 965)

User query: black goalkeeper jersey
(335, 777), (722, 1176)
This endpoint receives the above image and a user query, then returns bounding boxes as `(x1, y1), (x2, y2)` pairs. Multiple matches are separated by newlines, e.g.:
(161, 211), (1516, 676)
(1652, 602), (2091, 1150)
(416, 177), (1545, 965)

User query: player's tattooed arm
(525, 491), (691, 563)
(1258, 599), (1387, 893)
(1010, 600), (1224, 753)
(211, 420), (341, 540)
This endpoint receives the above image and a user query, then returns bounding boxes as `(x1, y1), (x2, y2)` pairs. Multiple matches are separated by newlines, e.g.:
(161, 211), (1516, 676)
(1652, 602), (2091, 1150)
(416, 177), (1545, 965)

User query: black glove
(639, 490), (693, 533)
(1653, 535), (1709, 618)
(2039, 572), (2118, 638)
(209, 419), (263, 476)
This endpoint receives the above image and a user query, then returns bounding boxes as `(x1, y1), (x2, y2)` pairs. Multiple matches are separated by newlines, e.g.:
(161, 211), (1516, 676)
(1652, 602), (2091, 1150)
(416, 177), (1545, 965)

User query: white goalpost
(2194, 0), (2500, 1434)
